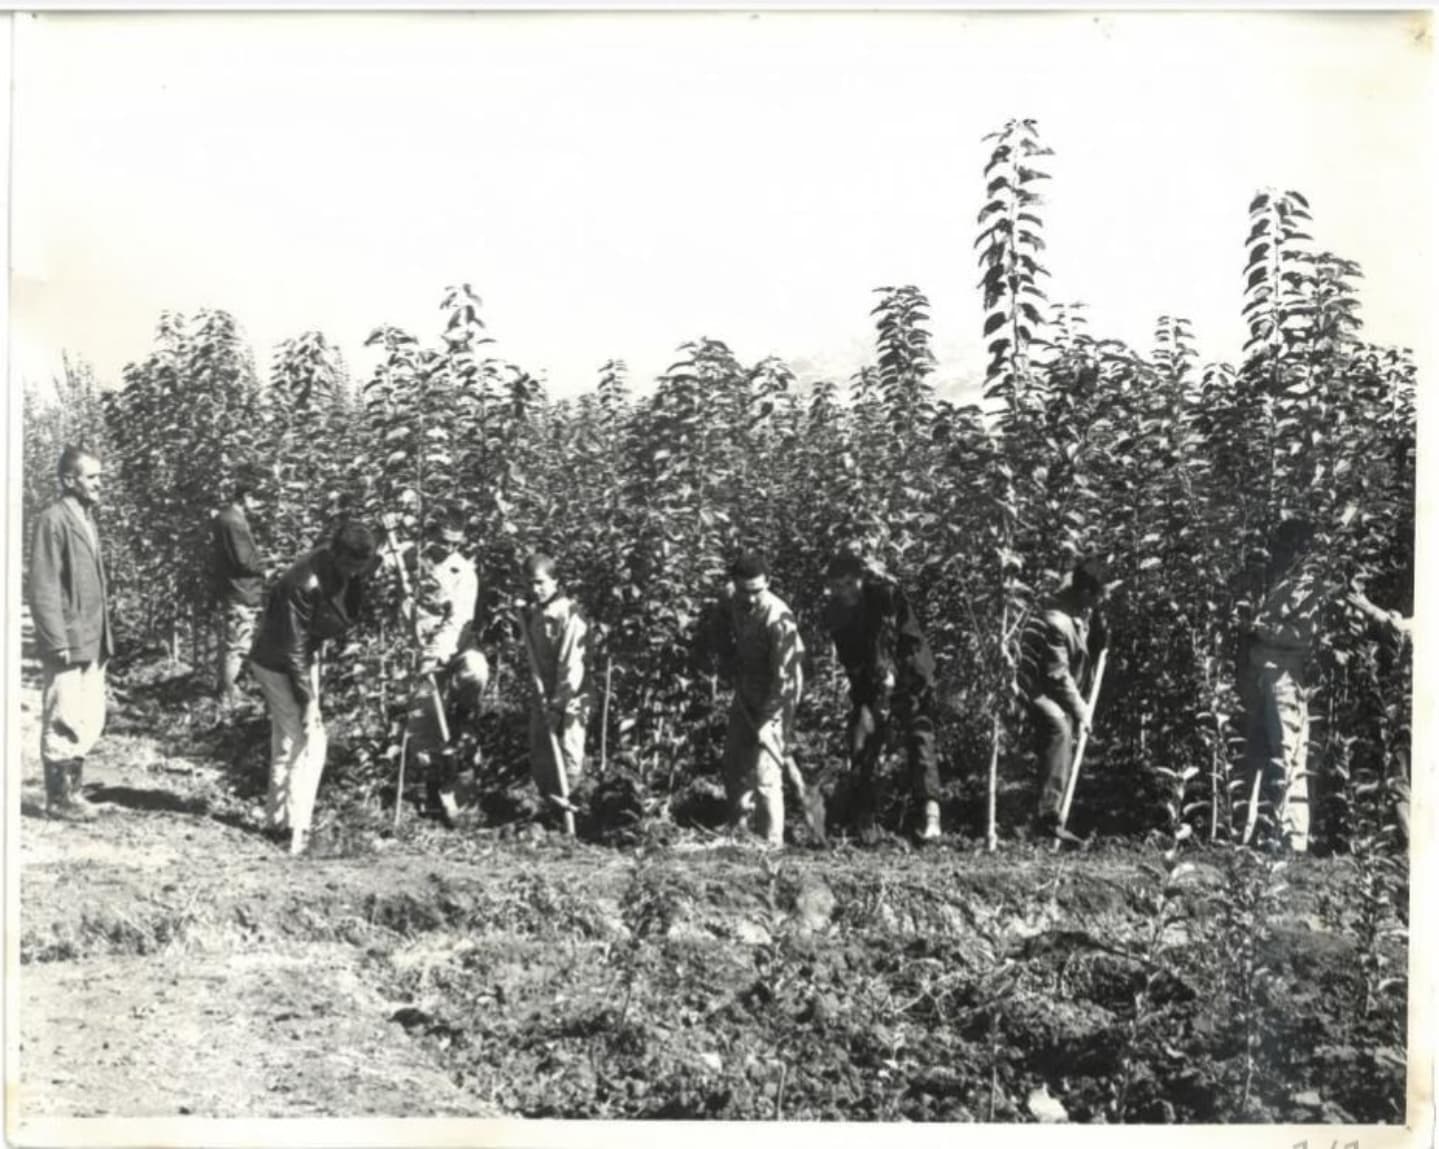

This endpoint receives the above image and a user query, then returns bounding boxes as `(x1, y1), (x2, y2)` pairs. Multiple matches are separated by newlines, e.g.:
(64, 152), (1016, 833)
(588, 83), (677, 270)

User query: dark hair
(523, 553), (557, 580)
(57, 445), (98, 481)
(1072, 556), (1107, 597)
(232, 463), (265, 503)
(331, 521), (377, 561)
(730, 551), (768, 581)
(1273, 517), (1316, 559)
(429, 507), (467, 538)
(826, 553), (866, 580)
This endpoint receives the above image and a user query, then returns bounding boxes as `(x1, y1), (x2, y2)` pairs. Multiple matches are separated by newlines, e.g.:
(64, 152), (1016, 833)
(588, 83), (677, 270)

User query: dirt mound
(14, 674), (1408, 1125)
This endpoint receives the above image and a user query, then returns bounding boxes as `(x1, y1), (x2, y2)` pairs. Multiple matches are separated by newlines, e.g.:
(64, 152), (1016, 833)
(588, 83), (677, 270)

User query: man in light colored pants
(1239, 519), (1335, 854)
(521, 554), (591, 821)
(1242, 656), (1311, 851)
(248, 522), (379, 855)
(30, 446), (115, 821)
(251, 662), (327, 839)
(711, 553), (805, 848)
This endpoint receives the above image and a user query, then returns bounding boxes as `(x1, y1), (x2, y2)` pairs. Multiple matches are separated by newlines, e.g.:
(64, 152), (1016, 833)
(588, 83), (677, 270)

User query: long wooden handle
(427, 671), (450, 744)
(379, 517), (422, 648)
(1056, 646), (1108, 837)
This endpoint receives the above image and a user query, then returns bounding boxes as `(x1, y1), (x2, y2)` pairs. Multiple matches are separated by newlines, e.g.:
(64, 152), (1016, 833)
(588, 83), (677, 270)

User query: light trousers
(723, 699), (793, 845)
(252, 662), (328, 835)
(1244, 663), (1311, 851)
(216, 601), (259, 705)
(41, 658), (107, 765)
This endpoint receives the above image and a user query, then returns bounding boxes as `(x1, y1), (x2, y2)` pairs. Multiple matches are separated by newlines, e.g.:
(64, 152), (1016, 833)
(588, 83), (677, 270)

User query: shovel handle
(1053, 647), (1107, 850)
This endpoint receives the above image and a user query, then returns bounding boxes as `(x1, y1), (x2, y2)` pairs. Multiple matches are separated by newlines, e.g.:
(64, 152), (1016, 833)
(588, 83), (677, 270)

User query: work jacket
(211, 504), (265, 608)
(1017, 598), (1094, 722)
(1246, 561), (1337, 676)
(824, 576), (935, 704)
(714, 586), (805, 724)
(250, 549), (368, 701)
(522, 593), (590, 719)
(29, 496), (114, 665)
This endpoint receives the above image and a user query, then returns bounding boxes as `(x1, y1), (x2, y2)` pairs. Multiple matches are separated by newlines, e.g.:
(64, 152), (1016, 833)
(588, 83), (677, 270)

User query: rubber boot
(1035, 810), (1080, 846)
(42, 760), (68, 818)
(46, 759), (97, 822)
(919, 799), (942, 843)
(67, 760), (102, 819)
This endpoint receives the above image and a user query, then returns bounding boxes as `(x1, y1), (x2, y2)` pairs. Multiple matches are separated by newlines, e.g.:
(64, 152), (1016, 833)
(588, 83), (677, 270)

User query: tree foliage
(21, 121), (1413, 851)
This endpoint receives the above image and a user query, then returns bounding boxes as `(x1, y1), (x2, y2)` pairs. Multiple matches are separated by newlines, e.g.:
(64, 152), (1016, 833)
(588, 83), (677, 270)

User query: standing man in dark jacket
(249, 522), (379, 855)
(211, 467), (266, 712)
(29, 446), (115, 821)
(1017, 556), (1108, 844)
(824, 552), (942, 843)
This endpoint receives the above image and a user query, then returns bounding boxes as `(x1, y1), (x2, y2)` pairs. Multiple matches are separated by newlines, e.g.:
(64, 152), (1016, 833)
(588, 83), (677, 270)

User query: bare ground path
(16, 682), (501, 1119)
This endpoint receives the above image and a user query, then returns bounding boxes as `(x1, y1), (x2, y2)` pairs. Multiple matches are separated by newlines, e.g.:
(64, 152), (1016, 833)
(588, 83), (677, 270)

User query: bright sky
(10, 10), (1434, 403)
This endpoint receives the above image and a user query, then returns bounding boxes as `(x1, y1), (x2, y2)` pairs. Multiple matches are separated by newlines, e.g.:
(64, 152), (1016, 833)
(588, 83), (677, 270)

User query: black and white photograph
(6, 7), (1433, 1145)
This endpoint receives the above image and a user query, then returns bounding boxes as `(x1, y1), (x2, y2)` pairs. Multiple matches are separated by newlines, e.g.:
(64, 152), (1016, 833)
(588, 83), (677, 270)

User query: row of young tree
(23, 120), (1414, 853)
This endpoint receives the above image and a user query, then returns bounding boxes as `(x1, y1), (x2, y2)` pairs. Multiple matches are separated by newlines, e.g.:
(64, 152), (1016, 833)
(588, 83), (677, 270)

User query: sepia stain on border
(1408, 11), (1431, 52)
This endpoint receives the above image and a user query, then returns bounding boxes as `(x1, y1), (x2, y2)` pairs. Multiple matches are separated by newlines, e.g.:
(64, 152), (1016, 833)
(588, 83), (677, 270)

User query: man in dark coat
(29, 446), (115, 820)
(1017, 556), (1108, 844)
(824, 552), (942, 843)
(249, 521), (378, 855)
(211, 466), (266, 712)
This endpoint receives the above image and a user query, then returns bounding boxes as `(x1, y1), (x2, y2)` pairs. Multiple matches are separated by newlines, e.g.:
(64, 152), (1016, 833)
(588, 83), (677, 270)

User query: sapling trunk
(599, 657), (613, 774)
(1210, 734), (1221, 843)
(393, 728), (410, 831)
(986, 710), (1001, 853)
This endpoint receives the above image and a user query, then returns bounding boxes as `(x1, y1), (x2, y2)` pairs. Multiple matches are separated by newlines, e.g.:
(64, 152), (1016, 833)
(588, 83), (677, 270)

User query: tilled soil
(14, 676), (1409, 1127)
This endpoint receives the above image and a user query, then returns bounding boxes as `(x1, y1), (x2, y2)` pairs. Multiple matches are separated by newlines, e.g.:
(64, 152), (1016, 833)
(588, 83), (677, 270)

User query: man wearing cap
(211, 467), (267, 714)
(712, 552), (805, 847)
(1017, 556), (1109, 844)
(824, 552), (942, 843)
(402, 512), (481, 826)
(30, 445), (115, 821)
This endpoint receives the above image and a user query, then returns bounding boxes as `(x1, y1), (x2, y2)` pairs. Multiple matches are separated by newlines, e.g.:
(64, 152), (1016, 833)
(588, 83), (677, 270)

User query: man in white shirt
(403, 512), (481, 825)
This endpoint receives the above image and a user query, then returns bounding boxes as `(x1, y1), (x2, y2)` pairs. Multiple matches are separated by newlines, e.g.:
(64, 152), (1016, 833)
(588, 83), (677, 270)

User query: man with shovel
(395, 511), (481, 827)
(250, 521), (380, 855)
(1017, 556), (1109, 846)
(1237, 517), (1347, 854)
(712, 552), (806, 848)
(823, 551), (942, 844)
(519, 553), (591, 831)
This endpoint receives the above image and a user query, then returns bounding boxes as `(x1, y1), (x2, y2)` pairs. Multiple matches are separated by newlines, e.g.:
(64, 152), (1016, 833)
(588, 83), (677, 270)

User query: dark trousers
(406, 672), (460, 805)
(1029, 697), (1073, 822)
(849, 688), (940, 819)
